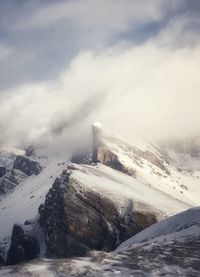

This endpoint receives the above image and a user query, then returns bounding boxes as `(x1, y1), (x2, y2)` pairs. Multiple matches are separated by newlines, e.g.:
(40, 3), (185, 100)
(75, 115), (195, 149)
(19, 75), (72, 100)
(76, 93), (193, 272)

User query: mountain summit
(0, 124), (200, 275)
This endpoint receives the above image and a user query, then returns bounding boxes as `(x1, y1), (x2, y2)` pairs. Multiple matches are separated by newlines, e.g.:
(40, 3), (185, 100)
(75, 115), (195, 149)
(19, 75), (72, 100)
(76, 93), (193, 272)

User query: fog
(0, 0), (200, 154)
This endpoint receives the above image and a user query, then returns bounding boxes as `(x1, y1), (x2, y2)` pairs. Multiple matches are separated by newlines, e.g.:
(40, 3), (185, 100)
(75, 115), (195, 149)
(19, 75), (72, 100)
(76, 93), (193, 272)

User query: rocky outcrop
(91, 123), (171, 177)
(5, 164), (159, 263)
(13, 156), (42, 176)
(0, 255), (4, 266)
(38, 169), (157, 258)
(95, 146), (135, 175)
(92, 125), (135, 175)
(0, 154), (43, 195)
(0, 167), (6, 178)
(6, 224), (40, 265)
(0, 246), (5, 266)
(0, 169), (27, 194)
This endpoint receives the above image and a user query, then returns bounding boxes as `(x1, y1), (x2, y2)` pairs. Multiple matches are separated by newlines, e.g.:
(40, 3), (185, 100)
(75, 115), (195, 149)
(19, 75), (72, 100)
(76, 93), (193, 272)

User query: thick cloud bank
(0, 0), (199, 153)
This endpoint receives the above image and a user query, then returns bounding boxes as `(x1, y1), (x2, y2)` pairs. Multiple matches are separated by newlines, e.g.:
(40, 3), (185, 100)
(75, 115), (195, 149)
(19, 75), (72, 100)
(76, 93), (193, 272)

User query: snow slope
(0, 158), (68, 240)
(96, 126), (200, 207)
(71, 163), (190, 218)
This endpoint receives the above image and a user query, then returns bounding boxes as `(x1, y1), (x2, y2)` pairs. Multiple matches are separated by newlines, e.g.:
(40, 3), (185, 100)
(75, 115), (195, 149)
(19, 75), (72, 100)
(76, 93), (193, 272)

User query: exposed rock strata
(91, 124), (169, 175)
(6, 168), (157, 264)
(38, 169), (157, 258)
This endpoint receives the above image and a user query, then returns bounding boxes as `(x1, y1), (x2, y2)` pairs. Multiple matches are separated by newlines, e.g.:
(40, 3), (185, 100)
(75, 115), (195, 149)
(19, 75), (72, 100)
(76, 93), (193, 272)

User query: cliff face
(38, 168), (157, 258)
(6, 164), (158, 264)
(92, 124), (135, 175)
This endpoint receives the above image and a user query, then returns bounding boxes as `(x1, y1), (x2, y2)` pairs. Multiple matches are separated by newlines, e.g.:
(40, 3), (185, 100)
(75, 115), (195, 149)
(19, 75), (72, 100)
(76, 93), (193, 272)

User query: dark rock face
(38, 169), (157, 258)
(0, 255), (4, 266)
(6, 224), (40, 266)
(38, 171), (89, 258)
(0, 245), (5, 266)
(13, 156), (42, 176)
(0, 167), (6, 178)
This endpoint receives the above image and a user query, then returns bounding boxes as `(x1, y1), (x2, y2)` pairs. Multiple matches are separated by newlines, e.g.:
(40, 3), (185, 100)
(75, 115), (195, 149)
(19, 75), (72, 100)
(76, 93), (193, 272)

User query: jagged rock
(6, 224), (40, 265)
(0, 150), (30, 196)
(92, 123), (170, 175)
(91, 125), (135, 175)
(0, 169), (27, 194)
(0, 245), (5, 266)
(38, 171), (89, 258)
(13, 156), (42, 176)
(0, 255), (4, 266)
(0, 167), (6, 178)
(25, 145), (35, 157)
(38, 169), (157, 258)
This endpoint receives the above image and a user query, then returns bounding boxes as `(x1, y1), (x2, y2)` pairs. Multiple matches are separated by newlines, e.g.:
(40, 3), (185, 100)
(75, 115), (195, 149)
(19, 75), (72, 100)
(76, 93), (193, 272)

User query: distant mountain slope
(90, 123), (200, 206)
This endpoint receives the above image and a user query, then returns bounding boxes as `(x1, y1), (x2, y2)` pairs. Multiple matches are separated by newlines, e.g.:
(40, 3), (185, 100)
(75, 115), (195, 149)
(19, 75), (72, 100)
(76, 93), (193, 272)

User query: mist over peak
(0, 0), (199, 155)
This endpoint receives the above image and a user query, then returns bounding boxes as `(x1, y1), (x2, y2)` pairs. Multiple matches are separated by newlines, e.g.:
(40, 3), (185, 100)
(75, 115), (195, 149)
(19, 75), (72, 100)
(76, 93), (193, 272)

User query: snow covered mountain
(0, 123), (200, 275)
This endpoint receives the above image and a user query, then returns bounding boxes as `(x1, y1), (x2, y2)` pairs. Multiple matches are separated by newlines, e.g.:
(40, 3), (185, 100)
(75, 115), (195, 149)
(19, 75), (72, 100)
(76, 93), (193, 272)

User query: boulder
(6, 224), (40, 265)
(0, 167), (6, 178)
(13, 156), (42, 176)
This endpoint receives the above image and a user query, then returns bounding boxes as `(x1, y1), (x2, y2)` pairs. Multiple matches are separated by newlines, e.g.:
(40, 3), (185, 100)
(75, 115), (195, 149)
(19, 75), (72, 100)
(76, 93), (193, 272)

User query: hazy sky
(0, 0), (200, 151)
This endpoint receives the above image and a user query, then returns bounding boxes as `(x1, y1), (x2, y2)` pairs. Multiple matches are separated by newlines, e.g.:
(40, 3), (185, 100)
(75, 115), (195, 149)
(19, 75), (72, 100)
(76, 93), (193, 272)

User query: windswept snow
(72, 163), (191, 218)
(95, 127), (200, 207)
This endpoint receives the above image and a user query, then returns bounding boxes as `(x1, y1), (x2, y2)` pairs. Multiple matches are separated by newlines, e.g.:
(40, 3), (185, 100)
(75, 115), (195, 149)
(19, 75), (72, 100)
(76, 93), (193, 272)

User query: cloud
(0, 1), (200, 154)
(0, 34), (200, 152)
(0, 45), (12, 61)
(14, 0), (164, 31)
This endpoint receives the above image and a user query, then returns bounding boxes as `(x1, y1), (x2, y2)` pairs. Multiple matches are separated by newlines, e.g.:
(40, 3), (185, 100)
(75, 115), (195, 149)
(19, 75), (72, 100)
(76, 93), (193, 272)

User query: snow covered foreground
(1, 207), (200, 276)
(117, 206), (200, 251)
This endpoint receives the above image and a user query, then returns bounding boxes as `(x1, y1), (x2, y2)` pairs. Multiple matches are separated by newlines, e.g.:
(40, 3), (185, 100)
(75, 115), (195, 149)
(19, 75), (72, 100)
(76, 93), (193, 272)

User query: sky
(0, 0), (200, 152)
